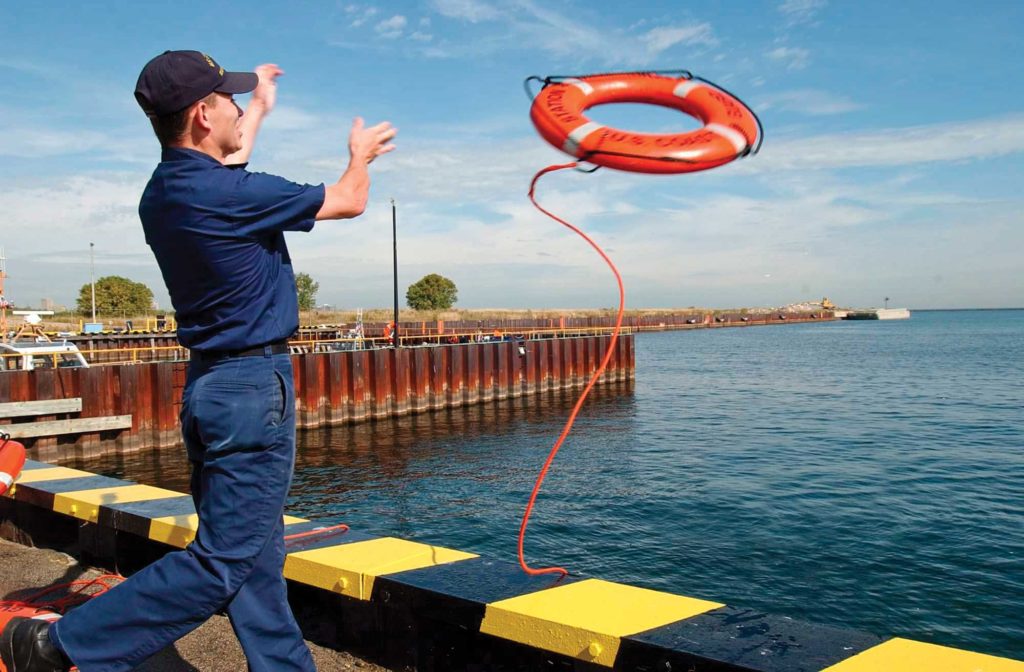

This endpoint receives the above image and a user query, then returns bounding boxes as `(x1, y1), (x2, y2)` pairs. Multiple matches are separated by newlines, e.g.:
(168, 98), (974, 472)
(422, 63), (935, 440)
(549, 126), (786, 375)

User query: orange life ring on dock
(529, 72), (760, 174)
(0, 437), (27, 496)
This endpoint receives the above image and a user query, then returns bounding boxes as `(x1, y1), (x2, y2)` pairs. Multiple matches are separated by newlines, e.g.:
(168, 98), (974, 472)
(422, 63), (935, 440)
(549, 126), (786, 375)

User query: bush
(406, 274), (458, 311)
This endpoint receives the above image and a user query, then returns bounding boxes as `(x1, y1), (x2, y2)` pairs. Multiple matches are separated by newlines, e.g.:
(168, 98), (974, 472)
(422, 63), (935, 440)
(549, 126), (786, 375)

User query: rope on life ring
(527, 71), (761, 174)
(515, 70), (762, 578)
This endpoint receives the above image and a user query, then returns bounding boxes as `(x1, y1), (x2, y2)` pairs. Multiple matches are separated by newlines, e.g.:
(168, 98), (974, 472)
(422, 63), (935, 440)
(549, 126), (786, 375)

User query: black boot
(0, 617), (72, 672)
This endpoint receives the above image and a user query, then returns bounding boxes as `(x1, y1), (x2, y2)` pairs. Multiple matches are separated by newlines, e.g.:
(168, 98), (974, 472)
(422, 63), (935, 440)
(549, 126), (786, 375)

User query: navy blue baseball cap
(135, 50), (258, 117)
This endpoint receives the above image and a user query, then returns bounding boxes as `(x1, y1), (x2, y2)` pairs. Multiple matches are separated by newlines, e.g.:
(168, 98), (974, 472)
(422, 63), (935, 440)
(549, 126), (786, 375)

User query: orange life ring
(529, 72), (760, 174)
(0, 437), (27, 496)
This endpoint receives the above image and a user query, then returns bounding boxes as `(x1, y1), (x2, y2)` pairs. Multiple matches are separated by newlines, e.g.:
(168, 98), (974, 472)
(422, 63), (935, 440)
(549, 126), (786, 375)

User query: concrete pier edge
(2, 460), (1021, 671)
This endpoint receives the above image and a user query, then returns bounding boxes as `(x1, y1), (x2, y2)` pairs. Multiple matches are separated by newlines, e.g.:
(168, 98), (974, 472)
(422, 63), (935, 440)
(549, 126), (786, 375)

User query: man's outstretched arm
(224, 63), (283, 165)
(316, 117), (397, 220)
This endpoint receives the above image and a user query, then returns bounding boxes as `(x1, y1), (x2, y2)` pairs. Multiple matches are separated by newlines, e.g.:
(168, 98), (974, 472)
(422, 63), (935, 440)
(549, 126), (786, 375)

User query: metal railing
(2, 326), (629, 369)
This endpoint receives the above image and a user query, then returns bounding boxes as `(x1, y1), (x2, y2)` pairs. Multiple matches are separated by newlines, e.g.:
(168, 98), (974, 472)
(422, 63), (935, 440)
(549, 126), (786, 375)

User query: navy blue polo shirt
(140, 147), (325, 352)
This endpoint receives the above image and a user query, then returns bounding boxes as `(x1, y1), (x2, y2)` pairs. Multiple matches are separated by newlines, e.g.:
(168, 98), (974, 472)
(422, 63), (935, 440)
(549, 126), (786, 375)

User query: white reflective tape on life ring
(562, 122), (605, 157)
(705, 123), (748, 154)
(0, 472), (13, 490)
(667, 149), (708, 161)
(564, 78), (594, 96)
(673, 80), (702, 98)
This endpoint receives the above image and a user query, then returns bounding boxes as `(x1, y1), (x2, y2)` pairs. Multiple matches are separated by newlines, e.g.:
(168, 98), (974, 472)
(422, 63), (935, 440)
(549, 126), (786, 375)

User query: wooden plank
(4, 415), (133, 439)
(0, 398), (83, 419)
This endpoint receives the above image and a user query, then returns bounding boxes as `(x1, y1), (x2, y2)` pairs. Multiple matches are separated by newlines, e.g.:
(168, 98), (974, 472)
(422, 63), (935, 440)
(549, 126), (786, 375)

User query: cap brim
(215, 71), (259, 95)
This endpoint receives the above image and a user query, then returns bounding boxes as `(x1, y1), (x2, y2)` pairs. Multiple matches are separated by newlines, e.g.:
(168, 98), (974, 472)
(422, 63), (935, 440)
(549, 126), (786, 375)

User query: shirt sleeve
(231, 171), (326, 236)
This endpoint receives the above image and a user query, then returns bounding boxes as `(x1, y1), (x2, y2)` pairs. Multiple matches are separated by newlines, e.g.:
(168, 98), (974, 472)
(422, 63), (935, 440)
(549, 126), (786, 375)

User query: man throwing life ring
(0, 50), (395, 672)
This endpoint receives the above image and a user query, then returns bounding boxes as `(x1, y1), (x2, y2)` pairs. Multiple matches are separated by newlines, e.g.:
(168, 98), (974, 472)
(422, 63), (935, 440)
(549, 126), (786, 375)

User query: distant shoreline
(911, 307), (1024, 312)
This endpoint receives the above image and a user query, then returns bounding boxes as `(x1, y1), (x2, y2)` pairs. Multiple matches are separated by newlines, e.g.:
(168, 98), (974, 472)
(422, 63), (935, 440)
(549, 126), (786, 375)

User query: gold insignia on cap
(202, 53), (216, 69)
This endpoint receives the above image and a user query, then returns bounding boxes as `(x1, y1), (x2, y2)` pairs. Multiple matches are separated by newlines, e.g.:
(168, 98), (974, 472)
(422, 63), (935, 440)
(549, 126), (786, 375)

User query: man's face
(206, 92), (244, 155)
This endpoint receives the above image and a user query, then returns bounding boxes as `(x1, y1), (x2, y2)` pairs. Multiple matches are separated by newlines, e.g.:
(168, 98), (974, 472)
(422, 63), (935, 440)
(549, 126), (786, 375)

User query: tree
(76, 276), (154, 317)
(295, 272), (319, 311)
(406, 274), (458, 310)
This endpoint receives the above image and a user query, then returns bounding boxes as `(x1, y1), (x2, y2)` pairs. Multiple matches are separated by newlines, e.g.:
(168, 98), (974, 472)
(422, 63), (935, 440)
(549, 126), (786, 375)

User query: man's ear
(191, 101), (213, 133)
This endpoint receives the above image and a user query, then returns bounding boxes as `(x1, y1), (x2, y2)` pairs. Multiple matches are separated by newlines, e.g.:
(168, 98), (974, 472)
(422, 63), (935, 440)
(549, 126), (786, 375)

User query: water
(74, 310), (1024, 660)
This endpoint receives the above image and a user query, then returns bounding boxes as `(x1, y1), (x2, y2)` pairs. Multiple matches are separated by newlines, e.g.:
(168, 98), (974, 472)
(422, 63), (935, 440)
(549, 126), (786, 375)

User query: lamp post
(884, 296), (890, 309)
(90, 242), (96, 323)
(391, 198), (399, 349)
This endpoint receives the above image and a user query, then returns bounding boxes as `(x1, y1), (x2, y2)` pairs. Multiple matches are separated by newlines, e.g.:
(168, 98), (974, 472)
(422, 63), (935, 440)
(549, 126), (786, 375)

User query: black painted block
(374, 557), (578, 631)
(98, 496), (195, 537)
(616, 605), (886, 672)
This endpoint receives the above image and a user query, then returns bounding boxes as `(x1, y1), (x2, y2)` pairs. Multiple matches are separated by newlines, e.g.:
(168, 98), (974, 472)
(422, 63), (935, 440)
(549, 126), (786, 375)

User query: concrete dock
(4, 459), (1022, 671)
(0, 538), (390, 671)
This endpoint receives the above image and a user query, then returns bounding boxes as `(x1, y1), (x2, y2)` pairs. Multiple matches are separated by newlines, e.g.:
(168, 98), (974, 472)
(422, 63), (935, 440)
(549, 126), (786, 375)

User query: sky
(1, 0), (1022, 312)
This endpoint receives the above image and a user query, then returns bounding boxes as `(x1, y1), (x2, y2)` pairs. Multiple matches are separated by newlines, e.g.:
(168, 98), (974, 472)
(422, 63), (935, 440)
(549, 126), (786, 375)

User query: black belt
(194, 341), (290, 359)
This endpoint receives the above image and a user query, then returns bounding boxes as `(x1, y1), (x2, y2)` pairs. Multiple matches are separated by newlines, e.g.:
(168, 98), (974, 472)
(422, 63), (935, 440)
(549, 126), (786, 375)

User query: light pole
(884, 296), (890, 309)
(90, 242), (96, 323)
(391, 198), (399, 349)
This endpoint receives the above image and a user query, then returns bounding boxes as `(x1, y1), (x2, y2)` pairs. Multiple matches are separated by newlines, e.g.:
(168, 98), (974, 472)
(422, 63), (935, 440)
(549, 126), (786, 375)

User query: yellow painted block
(15, 467), (92, 484)
(481, 578), (723, 667)
(150, 514), (200, 548)
(823, 638), (1024, 672)
(53, 485), (183, 522)
(148, 514), (311, 549)
(285, 537), (477, 600)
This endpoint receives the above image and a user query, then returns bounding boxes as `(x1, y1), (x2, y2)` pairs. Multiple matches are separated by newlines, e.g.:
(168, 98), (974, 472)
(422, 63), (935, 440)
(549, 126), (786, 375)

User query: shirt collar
(160, 146), (224, 165)
(159, 146), (248, 169)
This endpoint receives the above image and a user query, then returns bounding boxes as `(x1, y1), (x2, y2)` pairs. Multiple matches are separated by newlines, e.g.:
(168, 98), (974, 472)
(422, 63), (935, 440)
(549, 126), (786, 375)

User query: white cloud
(347, 5), (378, 27)
(0, 128), (109, 158)
(778, 0), (826, 26)
(263, 105), (321, 132)
(0, 122), (152, 164)
(422, 2), (717, 65)
(5, 94), (1023, 310)
(376, 15), (408, 39)
(747, 114), (1024, 172)
(0, 173), (163, 307)
(756, 89), (863, 116)
(642, 24), (717, 55)
(767, 46), (810, 70)
(431, 0), (502, 23)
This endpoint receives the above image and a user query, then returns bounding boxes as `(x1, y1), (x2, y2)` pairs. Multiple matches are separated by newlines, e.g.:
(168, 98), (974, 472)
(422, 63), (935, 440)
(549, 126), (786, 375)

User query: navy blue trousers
(51, 351), (315, 672)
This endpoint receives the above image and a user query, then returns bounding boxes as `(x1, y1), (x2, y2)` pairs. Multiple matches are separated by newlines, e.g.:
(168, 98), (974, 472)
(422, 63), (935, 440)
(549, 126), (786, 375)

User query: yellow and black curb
(2, 460), (1021, 671)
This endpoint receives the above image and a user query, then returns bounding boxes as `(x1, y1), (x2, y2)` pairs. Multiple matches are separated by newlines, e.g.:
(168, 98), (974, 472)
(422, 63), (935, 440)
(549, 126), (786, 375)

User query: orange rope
(11, 574), (123, 614)
(517, 163), (626, 577)
(283, 523), (349, 542)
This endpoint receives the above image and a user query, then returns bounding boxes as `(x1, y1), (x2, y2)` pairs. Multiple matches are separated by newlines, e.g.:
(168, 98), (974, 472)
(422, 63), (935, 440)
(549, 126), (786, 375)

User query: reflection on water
(69, 381), (638, 536)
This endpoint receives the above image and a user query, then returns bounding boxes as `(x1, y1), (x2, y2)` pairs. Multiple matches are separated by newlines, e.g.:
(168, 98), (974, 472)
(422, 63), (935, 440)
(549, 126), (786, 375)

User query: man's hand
(316, 118), (397, 220)
(349, 117), (397, 165)
(223, 64), (283, 165)
(250, 64), (284, 114)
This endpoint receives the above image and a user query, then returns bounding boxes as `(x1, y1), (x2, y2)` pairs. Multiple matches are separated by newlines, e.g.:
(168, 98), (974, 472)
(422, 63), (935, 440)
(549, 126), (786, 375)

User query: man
(0, 50), (395, 672)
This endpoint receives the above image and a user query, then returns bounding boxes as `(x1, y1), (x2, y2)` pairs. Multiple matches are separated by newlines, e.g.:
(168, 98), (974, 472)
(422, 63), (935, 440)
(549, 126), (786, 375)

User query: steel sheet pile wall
(291, 336), (632, 427)
(1, 335), (633, 457)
